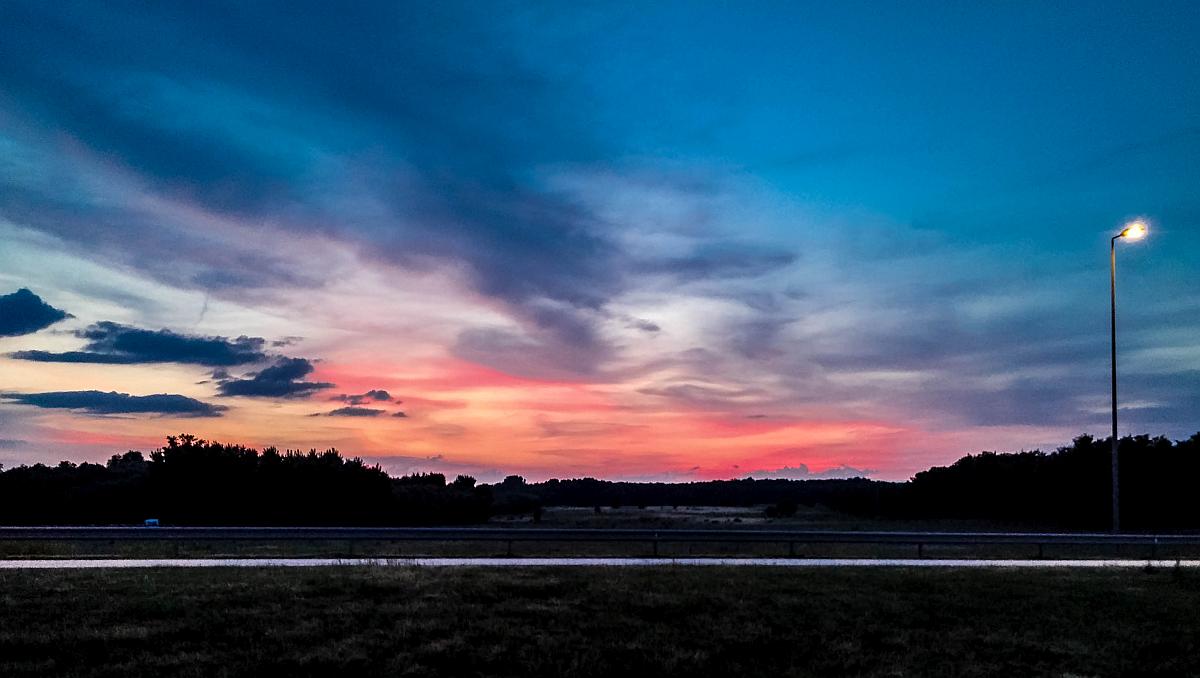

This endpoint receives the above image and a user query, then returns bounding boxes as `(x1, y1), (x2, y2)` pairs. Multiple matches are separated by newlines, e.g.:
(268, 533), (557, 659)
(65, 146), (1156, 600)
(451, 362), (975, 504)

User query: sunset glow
(1, 3), (1197, 482)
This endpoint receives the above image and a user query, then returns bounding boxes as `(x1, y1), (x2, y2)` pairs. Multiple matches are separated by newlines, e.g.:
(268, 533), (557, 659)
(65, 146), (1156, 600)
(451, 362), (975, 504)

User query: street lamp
(1109, 219), (1148, 532)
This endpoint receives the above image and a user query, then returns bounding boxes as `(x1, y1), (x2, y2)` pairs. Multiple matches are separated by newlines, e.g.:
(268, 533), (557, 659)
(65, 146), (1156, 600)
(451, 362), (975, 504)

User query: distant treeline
(1, 432), (1198, 529)
(0, 435), (490, 526)
(495, 433), (1200, 531)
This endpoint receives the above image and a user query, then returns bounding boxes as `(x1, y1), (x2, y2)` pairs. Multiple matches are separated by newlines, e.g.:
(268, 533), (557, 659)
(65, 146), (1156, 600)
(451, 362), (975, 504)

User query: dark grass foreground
(2, 566), (1198, 677)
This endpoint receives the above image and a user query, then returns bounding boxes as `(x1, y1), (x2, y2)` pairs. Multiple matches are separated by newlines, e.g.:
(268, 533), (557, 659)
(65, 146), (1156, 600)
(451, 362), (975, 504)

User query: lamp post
(1110, 219), (1147, 532)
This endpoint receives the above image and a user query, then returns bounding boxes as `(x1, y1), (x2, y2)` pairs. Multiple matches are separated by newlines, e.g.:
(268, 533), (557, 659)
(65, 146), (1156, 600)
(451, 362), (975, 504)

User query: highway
(3, 557), (1200, 569)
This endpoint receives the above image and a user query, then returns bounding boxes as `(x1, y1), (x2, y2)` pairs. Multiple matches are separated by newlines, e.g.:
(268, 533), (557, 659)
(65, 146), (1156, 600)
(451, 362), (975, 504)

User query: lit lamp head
(1120, 220), (1148, 241)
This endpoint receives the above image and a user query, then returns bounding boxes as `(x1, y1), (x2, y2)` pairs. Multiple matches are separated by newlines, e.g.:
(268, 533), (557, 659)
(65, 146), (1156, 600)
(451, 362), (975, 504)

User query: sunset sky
(1, 2), (1197, 481)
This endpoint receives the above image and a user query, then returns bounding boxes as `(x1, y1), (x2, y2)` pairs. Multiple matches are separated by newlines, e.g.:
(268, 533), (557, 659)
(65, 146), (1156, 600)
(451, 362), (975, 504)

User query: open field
(495, 504), (1012, 530)
(3, 566), (1199, 677)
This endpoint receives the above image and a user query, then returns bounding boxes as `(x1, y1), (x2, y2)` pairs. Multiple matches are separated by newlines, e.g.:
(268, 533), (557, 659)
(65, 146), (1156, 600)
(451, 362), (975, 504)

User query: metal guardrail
(2, 526), (1198, 558)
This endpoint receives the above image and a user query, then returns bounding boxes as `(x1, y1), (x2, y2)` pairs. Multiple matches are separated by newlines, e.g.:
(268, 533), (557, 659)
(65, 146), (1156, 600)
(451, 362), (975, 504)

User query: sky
(0, 1), (1197, 481)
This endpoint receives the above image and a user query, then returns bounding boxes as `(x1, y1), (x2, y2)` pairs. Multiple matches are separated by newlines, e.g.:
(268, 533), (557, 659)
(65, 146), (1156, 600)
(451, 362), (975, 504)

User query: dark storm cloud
(0, 288), (70, 337)
(330, 389), (392, 405)
(216, 357), (333, 398)
(2, 390), (225, 417)
(10, 321), (268, 366)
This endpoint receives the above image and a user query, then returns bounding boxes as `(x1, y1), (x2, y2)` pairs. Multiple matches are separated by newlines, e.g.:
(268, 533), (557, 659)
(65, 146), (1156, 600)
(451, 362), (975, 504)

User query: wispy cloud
(2, 390), (225, 417)
(321, 406), (386, 417)
(216, 357), (333, 399)
(11, 321), (268, 366)
(330, 389), (392, 405)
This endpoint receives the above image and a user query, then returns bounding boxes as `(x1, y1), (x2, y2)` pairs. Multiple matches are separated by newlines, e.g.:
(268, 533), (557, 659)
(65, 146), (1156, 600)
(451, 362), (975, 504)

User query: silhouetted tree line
(491, 473), (887, 515)
(493, 433), (1200, 531)
(904, 433), (1200, 530)
(0, 434), (491, 525)
(1, 432), (1197, 529)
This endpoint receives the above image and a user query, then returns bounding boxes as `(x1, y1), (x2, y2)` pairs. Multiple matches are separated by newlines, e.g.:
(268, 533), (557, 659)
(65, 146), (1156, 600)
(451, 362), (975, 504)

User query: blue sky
(0, 1), (1196, 479)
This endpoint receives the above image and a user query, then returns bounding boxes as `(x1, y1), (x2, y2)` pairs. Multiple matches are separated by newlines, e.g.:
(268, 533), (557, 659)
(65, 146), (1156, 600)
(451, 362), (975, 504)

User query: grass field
(496, 503), (1016, 530)
(2, 565), (1198, 677)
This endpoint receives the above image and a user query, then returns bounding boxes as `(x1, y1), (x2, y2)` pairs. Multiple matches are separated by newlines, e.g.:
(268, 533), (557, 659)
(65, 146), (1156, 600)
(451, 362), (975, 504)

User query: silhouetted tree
(0, 435), (492, 526)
